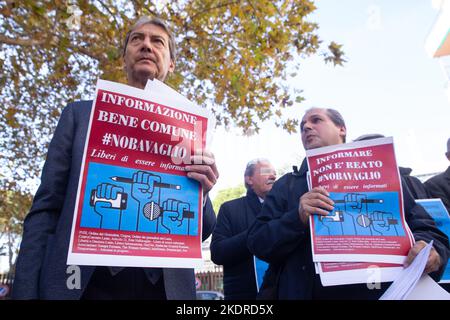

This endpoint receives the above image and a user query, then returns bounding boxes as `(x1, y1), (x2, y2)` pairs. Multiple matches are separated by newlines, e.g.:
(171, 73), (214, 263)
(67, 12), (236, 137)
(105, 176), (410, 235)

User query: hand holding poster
(67, 79), (212, 269)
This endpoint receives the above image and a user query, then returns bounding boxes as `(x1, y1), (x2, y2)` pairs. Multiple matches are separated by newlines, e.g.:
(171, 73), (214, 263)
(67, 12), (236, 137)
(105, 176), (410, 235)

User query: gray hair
(123, 16), (177, 62)
(244, 158), (270, 190)
(325, 108), (346, 143)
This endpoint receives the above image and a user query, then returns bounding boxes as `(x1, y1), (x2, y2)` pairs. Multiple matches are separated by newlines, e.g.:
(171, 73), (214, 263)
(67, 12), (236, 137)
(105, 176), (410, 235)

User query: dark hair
(302, 107), (347, 143)
(123, 16), (177, 62)
(325, 108), (346, 142)
(353, 133), (385, 142)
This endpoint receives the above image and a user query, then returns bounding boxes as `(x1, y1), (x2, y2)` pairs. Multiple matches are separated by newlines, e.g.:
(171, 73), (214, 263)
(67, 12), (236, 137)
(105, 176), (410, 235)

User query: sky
(209, 0), (450, 199)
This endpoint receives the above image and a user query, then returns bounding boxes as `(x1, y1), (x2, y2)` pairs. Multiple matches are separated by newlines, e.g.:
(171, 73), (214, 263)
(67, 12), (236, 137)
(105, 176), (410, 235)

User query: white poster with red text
(307, 137), (414, 264)
(67, 79), (211, 268)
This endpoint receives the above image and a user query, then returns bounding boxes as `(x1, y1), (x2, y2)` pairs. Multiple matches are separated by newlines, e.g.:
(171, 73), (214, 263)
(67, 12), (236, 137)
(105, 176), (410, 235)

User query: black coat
(248, 160), (450, 300)
(210, 189), (262, 300)
(425, 166), (450, 214)
(399, 167), (429, 199)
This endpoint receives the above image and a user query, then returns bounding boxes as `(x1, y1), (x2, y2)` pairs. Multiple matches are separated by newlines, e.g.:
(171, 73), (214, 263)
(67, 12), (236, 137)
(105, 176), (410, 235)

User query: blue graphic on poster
(416, 199), (450, 283)
(80, 162), (199, 236)
(314, 192), (404, 237)
(254, 256), (269, 292)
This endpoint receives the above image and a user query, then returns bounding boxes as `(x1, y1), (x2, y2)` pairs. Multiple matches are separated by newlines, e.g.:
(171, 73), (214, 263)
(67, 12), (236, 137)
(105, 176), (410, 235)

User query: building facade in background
(426, 0), (450, 102)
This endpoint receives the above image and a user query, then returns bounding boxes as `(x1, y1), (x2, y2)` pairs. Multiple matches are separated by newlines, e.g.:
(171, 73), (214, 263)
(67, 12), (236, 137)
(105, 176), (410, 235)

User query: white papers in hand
(405, 274), (450, 300)
(144, 79), (216, 149)
(379, 241), (434, 300)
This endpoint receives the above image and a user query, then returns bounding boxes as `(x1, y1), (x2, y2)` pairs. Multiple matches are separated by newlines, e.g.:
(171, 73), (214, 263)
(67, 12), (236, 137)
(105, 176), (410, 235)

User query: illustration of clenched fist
(131, 171), (161, 203)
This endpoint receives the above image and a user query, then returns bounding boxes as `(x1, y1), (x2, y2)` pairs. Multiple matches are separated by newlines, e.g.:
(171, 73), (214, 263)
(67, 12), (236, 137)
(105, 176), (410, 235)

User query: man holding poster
(248, 107), (449, 299)
(13, 17), (218, 300)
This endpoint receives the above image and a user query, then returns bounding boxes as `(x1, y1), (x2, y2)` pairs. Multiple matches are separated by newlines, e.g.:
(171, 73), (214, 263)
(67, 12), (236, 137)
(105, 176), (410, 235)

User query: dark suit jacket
(248, 160), (449, 300)
(425, 166), (450, 213)
(12, 101), (216, 300)
(399, 167), (429, 199)
(210, 189), (262, 300)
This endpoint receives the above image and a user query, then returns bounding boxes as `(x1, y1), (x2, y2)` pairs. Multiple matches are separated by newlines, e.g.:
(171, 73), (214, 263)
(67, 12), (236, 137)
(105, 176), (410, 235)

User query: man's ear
(339, 126), (347, 142)
(168, 59), (175, 73)
(245, 175), (253, 187)
(122, 55), (128, 74)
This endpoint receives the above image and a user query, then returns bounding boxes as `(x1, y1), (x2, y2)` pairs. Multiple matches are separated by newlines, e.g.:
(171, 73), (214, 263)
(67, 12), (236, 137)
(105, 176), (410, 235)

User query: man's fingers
(424, 248), (441, 273)
(310, 194), (334, 210)
(185, 149), (219, 197)
(211, 162), (219, 179)
(404, 246), (421, 267)
(299, 205), (329, 225)
(299, 200), (332, 223)
(301, 190), (334, 209)
(190, 149), (216, 164)
(404, 241), (427, 267)
(298, 188), (335, 225)
(310, 187), (330, 197)
(304, 198), (334, 212)
(186, 165), (217, 184)
(186, 171), (215, 194)
(193, 149), (215, 157)
(198, 160), (219, 180)
(424, 260), (438, 274)
(190, 155), (215, 166)
(305, 205), (330, 216)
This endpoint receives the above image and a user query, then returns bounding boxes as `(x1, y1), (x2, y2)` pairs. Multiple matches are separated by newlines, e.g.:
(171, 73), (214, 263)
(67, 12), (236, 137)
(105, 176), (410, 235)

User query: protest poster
(306, 137), (414, 264)
(67, 79), (211, 268)
(416, 198), (450, 283)
(144, 79), (215, 149)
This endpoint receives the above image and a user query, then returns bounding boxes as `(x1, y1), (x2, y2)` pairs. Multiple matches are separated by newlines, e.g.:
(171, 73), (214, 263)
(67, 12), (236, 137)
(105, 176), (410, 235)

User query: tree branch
(0, 34), (46, 46)
(190, 1), (241, 20)
(96, 0), (121, 29)
(0, 33), (105, 71)
(78, 48), (103, 62)
(247, 0), (262, 27)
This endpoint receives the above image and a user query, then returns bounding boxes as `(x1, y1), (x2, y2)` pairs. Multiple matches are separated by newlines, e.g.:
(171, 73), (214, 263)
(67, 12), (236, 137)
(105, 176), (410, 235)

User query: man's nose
(267, 172), (276, 180)
(302, 121), (313, 131)
(140, 36), (153, 52)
